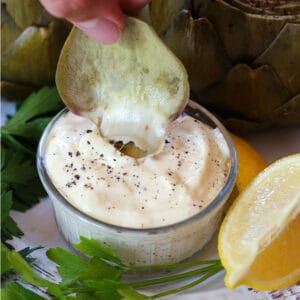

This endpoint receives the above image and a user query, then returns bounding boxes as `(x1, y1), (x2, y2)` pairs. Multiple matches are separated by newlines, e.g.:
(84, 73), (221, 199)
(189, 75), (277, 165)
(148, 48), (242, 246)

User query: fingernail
(75, 18), (122, 44)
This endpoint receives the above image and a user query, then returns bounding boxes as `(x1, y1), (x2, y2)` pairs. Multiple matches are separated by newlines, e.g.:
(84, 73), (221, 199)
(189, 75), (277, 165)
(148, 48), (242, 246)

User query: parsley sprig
(2, 237), (223, 299)
(1, 87), (64, 245)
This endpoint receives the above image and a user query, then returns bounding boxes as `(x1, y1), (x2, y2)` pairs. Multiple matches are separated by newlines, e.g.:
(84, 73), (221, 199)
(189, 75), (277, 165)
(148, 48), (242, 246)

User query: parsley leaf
(2, 238), (223, 299)
(1, 243), (12, 274)
(46, 247), (89, 285)
(7, 250), (65, 299)
(118, 286), (150, 300)
(74, 236), (124, 268)
(1, 144), (45, 212)
(1, 282), (45, 300)
(80, 258), (123, 281)
(2, 86), (64, 143)
(1, 86), (64, 244)
(1, 190), (23, 245)
(84, 279), (125, 300)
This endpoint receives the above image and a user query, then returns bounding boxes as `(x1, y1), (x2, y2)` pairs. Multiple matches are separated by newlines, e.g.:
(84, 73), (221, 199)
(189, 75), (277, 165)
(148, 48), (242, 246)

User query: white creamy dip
(45, 112), (230, 229)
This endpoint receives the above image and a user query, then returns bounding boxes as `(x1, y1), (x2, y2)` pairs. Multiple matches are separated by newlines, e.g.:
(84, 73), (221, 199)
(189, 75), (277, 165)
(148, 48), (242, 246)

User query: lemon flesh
(56, 17), (189, 155)
(219, 154), (300, 290)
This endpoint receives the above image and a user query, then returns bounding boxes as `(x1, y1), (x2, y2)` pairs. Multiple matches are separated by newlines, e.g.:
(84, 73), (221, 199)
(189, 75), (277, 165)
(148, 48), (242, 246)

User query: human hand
(40, 0), (150, 44)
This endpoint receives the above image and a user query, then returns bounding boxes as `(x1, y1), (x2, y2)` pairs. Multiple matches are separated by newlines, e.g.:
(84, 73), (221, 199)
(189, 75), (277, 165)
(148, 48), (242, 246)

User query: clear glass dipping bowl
(37, 100), (237, 266)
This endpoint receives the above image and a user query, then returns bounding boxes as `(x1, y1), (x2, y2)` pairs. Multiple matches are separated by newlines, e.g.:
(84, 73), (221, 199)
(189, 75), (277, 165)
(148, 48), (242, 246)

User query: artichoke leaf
(162, 10), (232, 94)
(149, 0), (191, 35)
(225, 0), (300, 15)
(202, 64), (291, 120)
(137, 5), (151, 25)
(265, 94), (300, 127)
(254, 23), (300, 95)
(1, 81), (36, 100)
(195, 0), (299, 63)
(2, 21), (70, 86)
(1, 3), (22, 53)
(225, 94), (300, 133)
(4, 0), (53, 30)
(56, 17), (189, 155)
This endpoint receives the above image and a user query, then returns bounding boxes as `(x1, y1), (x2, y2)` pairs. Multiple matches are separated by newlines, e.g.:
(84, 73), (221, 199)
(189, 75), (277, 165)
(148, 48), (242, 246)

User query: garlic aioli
(45, 112), (230, 229)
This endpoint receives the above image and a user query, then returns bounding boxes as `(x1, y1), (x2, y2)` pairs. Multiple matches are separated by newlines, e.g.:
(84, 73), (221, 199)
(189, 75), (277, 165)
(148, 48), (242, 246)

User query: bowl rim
(37, 100), (237, 234)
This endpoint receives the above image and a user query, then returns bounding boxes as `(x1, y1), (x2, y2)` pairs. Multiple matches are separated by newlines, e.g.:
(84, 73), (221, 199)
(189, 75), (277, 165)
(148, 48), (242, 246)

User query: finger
(74, 17), (122, 44)
(40, 0), (124, 44)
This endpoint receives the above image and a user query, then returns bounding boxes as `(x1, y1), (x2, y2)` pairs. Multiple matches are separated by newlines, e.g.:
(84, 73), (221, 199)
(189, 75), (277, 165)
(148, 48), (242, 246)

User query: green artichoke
(1, 0), (71, 99)
(141, 0), (300, 133)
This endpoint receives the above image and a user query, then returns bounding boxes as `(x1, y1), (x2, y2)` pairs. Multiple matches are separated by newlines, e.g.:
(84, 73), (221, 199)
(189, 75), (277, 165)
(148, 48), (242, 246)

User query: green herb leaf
(1, 190), (13, 220)
(1, 282), (45, 300)
(1, 190), (23, 244)
(4, 117), (52, 140)
(1, 131), (33, 155)
(69, 294), (99, 300)
(1, 86), (64, 244)
(79, 258), (123, 281)
(73, 237), (124, 268)
(1, 146), (46, 212)
(3, 87), (64, 140)
(84, 279), (124, 300)
(8, 250), (65, 299)
(2, 237), (224, 299)
(2, 151), (38, 184)
(1, 242), (42, 275)
(1, 243), (12, 274)
(46, 247), (89, 285)
(118, 286), (152, 300)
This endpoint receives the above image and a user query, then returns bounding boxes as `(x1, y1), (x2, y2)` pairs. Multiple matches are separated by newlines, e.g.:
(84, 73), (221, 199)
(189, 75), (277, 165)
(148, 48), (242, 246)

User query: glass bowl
(37, 100), (237, 265)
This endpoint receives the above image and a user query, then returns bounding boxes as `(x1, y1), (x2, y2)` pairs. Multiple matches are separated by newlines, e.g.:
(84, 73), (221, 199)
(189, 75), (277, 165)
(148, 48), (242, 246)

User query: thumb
(74, 17), (123, 44)
(40, 0), (125, 44)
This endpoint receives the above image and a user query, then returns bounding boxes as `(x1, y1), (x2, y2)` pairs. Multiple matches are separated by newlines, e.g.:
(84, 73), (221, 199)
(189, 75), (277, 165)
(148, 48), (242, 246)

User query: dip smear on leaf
(56, 17), (189, 155)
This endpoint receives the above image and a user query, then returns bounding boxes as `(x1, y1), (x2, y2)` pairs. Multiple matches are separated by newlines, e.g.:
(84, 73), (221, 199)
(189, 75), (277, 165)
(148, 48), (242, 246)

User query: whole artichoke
(141, 0), (300, 132)
(1, 0), (71, 99)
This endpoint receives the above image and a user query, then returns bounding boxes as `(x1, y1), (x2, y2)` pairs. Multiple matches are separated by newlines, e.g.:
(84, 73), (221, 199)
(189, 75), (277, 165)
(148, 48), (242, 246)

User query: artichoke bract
(56, 17), (189, 155)
(1, 0), (71, 99)
(141, 0), (300, 132)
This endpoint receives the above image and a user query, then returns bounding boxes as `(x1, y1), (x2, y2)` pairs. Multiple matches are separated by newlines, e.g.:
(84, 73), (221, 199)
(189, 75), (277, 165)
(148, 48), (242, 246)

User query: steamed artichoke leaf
(1, 81), (36, 100)
(56, 17), (189, 155)
(1, 4), (22, 53)
(137, 5), (151, 25)
(149, 0), (190, 35)
(195, 0), (295, 63)
(254, 23), (300, 95)
(162, 10), (232, 94)
(2, 21), (70, 86)
(267, 94), (300, 127)
(4, 0), (53, 30)
(224, 0), (300, 15)
(202, 64), (291, 120)
(225, 94), (300, 133)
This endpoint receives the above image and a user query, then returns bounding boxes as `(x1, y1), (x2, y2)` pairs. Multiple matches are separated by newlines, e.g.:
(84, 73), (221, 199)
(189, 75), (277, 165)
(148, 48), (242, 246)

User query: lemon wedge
(219, 154), (300, 291)
(231, 133), (267, 192)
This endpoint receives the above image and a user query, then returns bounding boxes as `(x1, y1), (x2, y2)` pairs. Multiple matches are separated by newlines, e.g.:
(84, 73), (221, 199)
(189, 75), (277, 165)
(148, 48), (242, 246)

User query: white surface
(9, 125), (300, 299)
